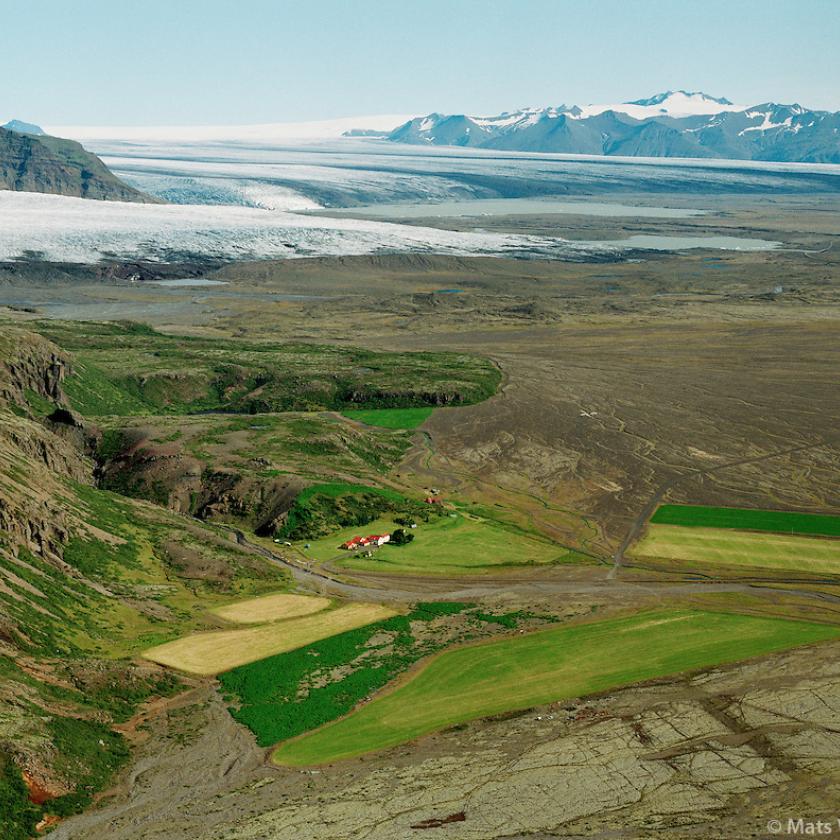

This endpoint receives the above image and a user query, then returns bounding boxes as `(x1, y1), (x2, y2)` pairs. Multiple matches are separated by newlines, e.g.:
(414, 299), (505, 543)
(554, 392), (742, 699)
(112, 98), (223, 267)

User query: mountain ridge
(0, 127), (154, 202)
(383, 92), (840, 163)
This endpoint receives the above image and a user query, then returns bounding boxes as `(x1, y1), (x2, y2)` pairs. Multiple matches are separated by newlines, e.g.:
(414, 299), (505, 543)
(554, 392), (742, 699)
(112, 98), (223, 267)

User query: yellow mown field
(212, 592), (331, 624)
(633, 524), (840, 574)
(143, 602), (396, 675)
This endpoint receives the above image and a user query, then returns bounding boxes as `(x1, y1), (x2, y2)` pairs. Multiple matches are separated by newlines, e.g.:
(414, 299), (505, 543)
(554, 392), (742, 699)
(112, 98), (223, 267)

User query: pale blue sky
(5, 0), (840, 124)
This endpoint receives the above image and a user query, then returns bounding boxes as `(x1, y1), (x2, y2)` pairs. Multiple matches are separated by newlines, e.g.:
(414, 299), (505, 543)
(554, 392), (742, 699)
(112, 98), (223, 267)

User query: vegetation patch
(34, 320), (501, 417)
(0, 753), (41, 840)
(341, 407), (434, 429)
(62, 360), (149, 417)
(63, 534), (140, 579)
(219, 602), (546, 747)
(59, 661), (182, 723)
(279, 482), (437, 541)
(651, 504), (840, 537)
(23, 388), (57, 418)
(44, 716), (130, 816)
(272, 610), (840, 766)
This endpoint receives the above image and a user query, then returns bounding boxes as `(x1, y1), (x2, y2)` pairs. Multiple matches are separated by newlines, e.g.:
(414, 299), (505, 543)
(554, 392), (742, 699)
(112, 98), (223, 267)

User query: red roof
(341, 533), (390, 549)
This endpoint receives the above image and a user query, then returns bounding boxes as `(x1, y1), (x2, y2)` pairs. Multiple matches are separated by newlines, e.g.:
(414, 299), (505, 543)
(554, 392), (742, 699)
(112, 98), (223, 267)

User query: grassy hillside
(278, 482), (433, 541)
(0, 360), (291, 828)
(33, 320), (501, 416)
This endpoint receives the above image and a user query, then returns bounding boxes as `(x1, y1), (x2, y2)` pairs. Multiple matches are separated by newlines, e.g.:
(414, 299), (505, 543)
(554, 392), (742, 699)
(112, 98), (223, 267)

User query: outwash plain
(2, 177), (840, 840)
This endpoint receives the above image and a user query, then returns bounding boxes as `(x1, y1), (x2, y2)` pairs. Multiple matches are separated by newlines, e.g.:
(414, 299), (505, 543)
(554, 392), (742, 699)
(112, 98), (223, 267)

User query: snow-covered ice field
(3, 133), (839, 264)
(0, 189), (601, 263)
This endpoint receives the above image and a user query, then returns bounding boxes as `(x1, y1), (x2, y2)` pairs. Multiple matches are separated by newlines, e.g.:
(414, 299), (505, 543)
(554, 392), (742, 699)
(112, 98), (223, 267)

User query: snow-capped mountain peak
(627, 90), (734, 108)
(575, 90), (744, 120)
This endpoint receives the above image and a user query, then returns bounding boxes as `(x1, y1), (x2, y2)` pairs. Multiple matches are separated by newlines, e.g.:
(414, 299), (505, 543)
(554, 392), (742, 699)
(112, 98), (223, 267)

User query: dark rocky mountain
(385, 93), (840, 163)
(0, 126), (152, 201)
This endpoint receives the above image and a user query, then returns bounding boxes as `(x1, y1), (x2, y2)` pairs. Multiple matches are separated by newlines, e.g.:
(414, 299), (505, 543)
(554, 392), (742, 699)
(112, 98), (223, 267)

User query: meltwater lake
(316, 198), (708, 219)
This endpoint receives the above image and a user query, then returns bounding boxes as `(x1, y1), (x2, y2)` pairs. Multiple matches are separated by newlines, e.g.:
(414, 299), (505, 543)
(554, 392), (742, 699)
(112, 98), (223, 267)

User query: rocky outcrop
(0, 329), (69, 407)
(190, 470), (304, 535)
(0, 414), (79, 564)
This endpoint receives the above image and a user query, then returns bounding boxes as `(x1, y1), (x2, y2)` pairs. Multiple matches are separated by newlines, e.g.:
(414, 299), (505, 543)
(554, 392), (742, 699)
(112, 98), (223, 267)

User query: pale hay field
(143, 602), (396, 675)
(211, 592), (331, 624)
(633, 524), (840, 574)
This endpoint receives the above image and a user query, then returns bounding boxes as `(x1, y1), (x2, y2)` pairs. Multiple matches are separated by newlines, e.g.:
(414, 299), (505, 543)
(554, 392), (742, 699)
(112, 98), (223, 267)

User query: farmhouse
(340, 533), (391, 550)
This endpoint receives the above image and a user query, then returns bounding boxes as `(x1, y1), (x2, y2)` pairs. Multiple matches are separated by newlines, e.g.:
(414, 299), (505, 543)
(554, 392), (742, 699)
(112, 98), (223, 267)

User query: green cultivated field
(341, 407), (434, 429)
(219, 602), (542, 747)
(272, 610), (840, 766)
(306, 511), (578, 574)
(651, 504), (840, 537)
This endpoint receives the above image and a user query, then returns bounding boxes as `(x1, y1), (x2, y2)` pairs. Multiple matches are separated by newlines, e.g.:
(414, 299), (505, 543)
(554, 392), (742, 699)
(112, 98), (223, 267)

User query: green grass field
(217, 602), (541, 748)
(651, 504), (840, 537)
(272, 609), (840, 766)
(341, 407), (434, 430)
(633, 524), (840, 574)
(304, 511), (578, 574)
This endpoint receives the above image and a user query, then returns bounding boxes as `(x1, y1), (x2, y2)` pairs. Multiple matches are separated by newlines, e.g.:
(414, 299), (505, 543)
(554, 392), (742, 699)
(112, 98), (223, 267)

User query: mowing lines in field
(634, 524), (840, 574)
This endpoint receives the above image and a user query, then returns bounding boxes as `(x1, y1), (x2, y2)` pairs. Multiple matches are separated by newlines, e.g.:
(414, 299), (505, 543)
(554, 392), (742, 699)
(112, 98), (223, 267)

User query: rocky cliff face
(0, 127), (152, 202)
(0, 330), (94, 568)
(98, 430), (304, 536)
(0, 329), (70, 406)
